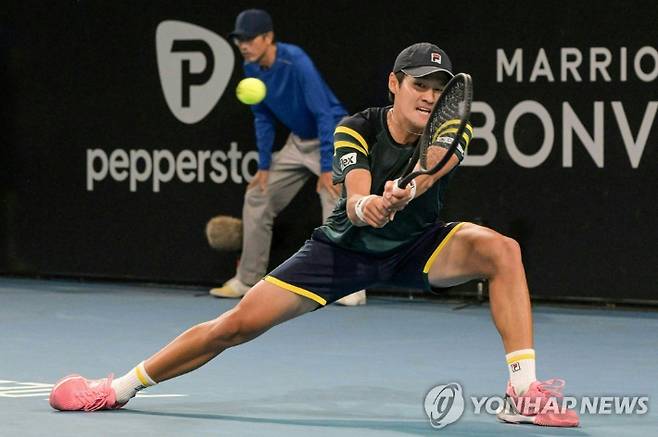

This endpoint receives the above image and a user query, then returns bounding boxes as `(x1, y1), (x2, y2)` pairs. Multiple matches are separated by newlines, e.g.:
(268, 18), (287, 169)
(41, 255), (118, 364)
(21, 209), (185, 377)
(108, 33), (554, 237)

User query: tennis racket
(396, 72), (473, 189)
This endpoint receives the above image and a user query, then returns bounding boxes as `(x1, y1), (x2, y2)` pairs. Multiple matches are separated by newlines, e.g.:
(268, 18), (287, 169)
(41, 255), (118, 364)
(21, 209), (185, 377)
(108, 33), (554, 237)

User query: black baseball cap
(393, 42), (453, 79)
(229, 9), (273, 39)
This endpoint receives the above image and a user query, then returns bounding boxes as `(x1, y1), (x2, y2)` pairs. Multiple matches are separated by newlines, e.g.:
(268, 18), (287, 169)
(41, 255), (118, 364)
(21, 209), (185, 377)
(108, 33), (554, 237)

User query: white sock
(506, 348), (536, 395)
(111, 361), (157, 403)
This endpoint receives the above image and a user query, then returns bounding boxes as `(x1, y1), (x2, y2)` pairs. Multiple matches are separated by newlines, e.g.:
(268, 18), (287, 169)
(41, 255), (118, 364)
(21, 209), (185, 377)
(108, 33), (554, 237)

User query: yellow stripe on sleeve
(436, 119), (474, 136)
(432, 128), (472, 146)
(334, 126), (369, 153)
(264, 276), (327, 306)
(334, 141), (368, 156)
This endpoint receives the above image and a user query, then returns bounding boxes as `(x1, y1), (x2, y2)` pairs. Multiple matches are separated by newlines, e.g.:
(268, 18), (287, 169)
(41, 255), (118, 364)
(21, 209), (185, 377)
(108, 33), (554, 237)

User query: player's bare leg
(147, 281), (319, 382)
(427, 223), (532, 352)
(428, 223), (578, 426)
(49, 281), (319, 411)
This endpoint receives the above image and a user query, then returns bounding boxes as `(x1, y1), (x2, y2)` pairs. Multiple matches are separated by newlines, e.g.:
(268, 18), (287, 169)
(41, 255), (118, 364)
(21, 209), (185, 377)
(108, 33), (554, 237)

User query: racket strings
(397, 74), (472, 189)
(421, 80), (466, 169)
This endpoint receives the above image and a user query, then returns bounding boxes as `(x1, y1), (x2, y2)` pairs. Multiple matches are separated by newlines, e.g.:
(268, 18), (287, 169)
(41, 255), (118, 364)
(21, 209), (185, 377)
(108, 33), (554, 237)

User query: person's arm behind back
(249, 102), (277, 191)
(295, 49), (344, 197)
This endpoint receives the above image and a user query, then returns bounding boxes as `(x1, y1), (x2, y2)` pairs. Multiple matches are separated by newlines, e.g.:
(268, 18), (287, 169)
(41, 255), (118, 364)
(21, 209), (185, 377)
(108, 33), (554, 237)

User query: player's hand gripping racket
(396, 72), (473, 190)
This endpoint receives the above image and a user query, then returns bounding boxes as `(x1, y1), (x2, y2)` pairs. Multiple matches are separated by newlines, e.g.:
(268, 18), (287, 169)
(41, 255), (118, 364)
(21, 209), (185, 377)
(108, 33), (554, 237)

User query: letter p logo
(156, 21), (234, 124)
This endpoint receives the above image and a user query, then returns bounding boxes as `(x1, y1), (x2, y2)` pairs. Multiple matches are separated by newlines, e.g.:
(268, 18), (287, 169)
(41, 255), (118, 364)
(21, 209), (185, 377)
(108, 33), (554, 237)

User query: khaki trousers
(237, 134), (336, 286)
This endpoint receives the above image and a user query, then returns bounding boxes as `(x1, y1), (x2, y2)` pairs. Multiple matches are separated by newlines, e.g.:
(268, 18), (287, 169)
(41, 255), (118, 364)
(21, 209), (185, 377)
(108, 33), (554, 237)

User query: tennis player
(50, 42), (578, 427)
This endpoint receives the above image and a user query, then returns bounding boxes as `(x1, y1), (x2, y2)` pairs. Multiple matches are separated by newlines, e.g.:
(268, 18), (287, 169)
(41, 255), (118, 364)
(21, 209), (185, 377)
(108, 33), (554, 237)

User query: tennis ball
(236, 78), (267, 105)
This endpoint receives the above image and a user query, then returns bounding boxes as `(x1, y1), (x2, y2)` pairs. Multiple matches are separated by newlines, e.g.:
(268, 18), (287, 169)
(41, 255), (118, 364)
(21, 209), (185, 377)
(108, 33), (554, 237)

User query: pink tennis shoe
(497, 379), (579, 427)
(49, 374), (126, 412)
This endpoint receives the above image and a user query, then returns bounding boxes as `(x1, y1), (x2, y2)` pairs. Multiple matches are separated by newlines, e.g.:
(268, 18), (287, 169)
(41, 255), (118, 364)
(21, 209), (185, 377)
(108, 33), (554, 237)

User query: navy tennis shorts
(264, 221), (465, 306)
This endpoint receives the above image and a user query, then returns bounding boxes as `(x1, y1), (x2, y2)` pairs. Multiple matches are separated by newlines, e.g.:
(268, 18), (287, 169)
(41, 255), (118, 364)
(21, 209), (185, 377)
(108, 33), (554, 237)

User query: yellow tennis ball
(236, 78), (267, 105)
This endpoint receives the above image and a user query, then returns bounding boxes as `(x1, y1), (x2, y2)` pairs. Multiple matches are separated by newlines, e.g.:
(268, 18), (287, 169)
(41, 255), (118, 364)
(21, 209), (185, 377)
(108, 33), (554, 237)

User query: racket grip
(396, 174), (411, 189)
(391, 178), (416, 201)
(387, 178), (416, 222)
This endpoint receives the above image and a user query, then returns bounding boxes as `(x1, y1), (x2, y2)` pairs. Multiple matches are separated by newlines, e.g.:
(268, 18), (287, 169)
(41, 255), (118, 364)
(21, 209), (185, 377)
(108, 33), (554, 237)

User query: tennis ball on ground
(236, 78), (267, 105)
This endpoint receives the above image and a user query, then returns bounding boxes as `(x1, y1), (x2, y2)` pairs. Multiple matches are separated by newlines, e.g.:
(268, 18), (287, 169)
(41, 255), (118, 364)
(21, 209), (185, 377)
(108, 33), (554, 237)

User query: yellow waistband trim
(264, 276), (327, 306)
(423, 222), (467, 274)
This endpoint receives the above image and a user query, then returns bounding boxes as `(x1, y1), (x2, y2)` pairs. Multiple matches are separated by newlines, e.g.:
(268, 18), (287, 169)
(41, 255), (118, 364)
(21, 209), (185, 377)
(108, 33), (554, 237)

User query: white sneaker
(209, 277), (251, 298)
(334, 290), (367, 306)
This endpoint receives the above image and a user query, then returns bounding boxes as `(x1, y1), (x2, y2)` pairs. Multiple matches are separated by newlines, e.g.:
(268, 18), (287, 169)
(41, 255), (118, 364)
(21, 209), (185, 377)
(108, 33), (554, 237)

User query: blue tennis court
(1, 277), (656, 436)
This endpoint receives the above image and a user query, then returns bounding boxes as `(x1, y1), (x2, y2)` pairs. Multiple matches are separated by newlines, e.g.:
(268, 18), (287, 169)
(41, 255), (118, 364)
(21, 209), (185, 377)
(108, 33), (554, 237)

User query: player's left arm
(409, 147), (460, 195)
(384, 124), (472, 210)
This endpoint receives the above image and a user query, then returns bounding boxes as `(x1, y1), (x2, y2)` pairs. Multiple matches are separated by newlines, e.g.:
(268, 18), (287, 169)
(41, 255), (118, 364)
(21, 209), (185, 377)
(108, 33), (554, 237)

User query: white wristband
(392, 178), (416, 203)
(355, 195), (377, 224)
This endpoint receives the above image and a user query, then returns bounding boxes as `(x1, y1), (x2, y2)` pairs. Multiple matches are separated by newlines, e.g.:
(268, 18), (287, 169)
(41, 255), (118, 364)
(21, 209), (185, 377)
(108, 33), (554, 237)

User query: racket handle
(396, 176), (408, 189)
(387, 178), (416, 222)
(397, 172), (417, 189)
(391, 178), (416, 200)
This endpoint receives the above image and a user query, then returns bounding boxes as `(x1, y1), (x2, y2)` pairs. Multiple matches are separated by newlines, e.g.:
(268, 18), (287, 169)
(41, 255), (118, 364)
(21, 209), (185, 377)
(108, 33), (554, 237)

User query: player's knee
(207, 309), (261, 349)
(487, 235), (522, 273)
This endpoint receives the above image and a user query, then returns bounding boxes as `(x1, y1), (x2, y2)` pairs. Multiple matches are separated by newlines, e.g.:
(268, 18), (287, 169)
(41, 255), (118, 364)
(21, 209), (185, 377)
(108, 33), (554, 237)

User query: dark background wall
(1, 1), (656, 301)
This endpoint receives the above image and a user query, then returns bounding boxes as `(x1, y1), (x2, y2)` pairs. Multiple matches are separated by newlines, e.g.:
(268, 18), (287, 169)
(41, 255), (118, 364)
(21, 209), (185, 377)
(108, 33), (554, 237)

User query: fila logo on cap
(431, 52), (442, 64)
(156, 21), (235, 124)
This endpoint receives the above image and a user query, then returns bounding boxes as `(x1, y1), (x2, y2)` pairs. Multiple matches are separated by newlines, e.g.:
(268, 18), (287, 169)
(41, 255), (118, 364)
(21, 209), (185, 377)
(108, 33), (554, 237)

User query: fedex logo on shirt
(340, 152), (357, 170)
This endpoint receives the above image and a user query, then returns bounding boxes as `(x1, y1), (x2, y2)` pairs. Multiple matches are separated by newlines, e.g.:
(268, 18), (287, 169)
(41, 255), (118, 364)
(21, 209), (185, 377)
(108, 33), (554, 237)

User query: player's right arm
(344, 170), (390, 228)
(332, 112), (390, 228)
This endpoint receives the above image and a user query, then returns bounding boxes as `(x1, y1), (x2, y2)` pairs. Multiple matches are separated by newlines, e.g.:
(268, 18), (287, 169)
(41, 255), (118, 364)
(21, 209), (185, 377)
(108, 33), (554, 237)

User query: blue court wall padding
(1, 0), (656, 301)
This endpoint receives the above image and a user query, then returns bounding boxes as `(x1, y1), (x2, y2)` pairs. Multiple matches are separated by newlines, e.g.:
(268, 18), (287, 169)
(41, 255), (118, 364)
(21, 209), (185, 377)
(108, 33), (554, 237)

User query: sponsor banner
(1, 1), (656, 299)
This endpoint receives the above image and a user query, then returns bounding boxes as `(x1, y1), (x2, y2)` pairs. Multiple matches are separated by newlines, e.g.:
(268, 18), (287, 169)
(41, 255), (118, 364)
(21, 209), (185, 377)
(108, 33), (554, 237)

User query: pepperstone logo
(156, 20), (235, 124)
(424, 383), (465, 429)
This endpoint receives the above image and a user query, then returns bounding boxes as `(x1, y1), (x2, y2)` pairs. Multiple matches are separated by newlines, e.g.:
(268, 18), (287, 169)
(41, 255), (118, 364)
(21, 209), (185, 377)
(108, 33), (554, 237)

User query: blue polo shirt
(244, 42), (347, 172)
